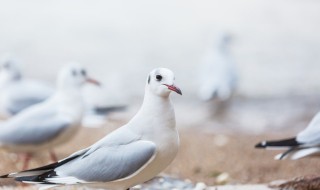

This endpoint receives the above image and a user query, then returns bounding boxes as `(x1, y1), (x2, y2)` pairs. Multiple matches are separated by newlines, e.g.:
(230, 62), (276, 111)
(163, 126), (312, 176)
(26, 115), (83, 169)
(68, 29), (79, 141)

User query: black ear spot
(156, 75), (162, 81)
(148, 75), (151, 84)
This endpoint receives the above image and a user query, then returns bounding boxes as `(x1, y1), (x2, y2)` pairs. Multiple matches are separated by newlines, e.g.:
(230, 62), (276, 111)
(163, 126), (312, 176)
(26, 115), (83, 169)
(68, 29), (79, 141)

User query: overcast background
(1, 0), (320, 99)
(0, 0), (320, 133)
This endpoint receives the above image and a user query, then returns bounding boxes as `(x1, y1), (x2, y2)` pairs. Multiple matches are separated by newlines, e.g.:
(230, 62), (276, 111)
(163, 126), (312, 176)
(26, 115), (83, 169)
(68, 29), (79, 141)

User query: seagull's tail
(255, 137), (301, 149)
(0, 170), (58, 186)
(0, 148), (85, 183)
(0, 161), (57, 179)
(255, 137), (320, 160)
(13, 170), (58, 183)
(1, 162), (70, 186)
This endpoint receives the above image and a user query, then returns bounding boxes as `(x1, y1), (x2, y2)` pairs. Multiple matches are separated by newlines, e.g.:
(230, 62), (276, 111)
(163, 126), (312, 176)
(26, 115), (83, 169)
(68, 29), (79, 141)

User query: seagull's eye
(81, 69), (87, 76)
(156, 75), (162, 81)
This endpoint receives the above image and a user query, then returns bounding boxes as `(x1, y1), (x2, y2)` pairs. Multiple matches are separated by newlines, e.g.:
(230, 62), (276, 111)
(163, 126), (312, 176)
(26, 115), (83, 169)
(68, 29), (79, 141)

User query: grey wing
(0, 110), (71, 145)
(54, 140), (156, 182)
(7, 97), (47, 115)
(297, 112), (320, 144)
(6, 81), (53, 115)
(91, 105), (127, 116)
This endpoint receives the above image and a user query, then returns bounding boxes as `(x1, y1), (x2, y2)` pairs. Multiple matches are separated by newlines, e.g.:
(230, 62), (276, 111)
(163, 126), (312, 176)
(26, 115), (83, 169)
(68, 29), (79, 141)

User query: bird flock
(0, 32), (317, 190)
(0, 57), (182, 190)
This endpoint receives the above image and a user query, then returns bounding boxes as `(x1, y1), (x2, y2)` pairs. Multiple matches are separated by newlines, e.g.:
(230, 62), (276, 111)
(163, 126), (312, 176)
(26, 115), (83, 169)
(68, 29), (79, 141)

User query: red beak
(163, 84), (182, 95)
(86, 77), (101, 86)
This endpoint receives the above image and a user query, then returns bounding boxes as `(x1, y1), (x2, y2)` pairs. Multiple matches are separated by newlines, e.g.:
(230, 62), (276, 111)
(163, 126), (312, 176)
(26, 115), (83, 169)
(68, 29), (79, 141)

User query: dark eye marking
(72, 69), (77, 76)
(148, 75), (151, 84)
(3, 62), (11, 69)
(156, 75), (162, 81)
(81, 69), (87, 76)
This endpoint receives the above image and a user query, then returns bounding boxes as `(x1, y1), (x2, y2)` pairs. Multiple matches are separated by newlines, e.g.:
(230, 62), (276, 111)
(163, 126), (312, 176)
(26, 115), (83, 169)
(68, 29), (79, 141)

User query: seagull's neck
(130, 88), (176, 130)
(49, 88), (84, 120)
(0, 78), (8, 88)
(0, 74), (20, 88)
(53, 87), (83, 106)
(142, 90), (171, 109)
(60, 86), (82, 96)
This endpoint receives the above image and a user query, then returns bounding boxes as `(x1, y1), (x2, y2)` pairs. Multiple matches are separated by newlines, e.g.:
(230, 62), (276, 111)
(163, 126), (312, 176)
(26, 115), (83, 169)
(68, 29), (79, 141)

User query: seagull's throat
(57, 83), (82, 94)
(139, 89), (175, 121)
(143, 88), (170, 105)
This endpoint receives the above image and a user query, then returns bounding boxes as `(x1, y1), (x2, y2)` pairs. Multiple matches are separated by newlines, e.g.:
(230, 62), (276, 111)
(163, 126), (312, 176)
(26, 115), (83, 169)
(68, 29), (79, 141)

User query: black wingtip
(255, 137), (300, 148)
(255, 141), (267, 148)
(15, 170), (57, 184)
(0, 174), (9, 178)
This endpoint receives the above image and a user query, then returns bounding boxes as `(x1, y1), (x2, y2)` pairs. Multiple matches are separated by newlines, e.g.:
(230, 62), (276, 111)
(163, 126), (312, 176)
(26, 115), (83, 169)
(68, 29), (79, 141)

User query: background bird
(0, 54), (53, 118)
(1, 68), (182, 190)
(198, 32), (238, 102)
(0, 63), (100, 170)
(255, 112), (320, 160)
(0, 54), (126, 127)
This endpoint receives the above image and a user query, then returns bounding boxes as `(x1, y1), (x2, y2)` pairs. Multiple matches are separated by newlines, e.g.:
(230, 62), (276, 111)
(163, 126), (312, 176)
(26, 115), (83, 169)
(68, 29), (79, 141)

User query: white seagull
(0, 55), (125, 125)
(198, 32), (238, 102)
(0, 68), (182, 190)
(0, 55), (54, 117)
(0, 63), (100, 170)
(255, 112), (320, 160)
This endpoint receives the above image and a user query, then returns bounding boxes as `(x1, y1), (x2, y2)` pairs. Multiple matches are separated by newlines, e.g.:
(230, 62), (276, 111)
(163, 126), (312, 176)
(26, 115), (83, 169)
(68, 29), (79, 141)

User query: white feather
(45, 176), (87, 184)
(274, 153), (286, 160)
(290, 148), (320, 160)
(38, 184), (59, 190)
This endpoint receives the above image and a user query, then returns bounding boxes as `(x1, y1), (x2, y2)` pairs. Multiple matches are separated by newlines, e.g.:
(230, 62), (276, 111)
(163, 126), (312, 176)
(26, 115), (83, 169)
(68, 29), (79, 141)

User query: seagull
(0, 68), (182, 190)
(0, 63), (100, 170)
(255, 112), (320, 160)
(198, 32), (238, 102)
(0, 55), (54, 117)
(0, 55), (125, 125)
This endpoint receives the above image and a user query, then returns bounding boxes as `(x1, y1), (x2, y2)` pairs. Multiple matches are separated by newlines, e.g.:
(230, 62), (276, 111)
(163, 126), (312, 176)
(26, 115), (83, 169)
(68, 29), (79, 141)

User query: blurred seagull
(255, 112), (320, 160)
(0, 63), (100, 169)
(0, 68), (182, 190)
(0, 55), (54, 117)
(198, 32), (238, 102)
(0, 54), (125, 125)
(81, 85), (127, 128)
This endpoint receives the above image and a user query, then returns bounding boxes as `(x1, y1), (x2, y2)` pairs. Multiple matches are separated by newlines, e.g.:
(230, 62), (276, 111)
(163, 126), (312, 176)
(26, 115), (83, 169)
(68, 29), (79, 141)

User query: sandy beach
(0, 0), (320, 189)
(0, 95), (319, 189)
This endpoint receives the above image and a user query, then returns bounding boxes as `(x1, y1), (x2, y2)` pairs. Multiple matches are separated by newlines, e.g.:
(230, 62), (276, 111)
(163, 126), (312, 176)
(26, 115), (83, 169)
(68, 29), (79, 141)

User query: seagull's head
(0, 55), (21, 82)
(146, 68), (182, 97)
(216, 32), (232, 50)
(57, 62), (100, 90)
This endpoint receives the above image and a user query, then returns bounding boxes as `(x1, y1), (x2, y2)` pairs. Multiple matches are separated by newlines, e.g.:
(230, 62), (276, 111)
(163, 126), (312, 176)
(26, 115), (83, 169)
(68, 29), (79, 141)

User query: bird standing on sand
(0, 63), (100, 170)
(255, 112), (320, 160)
(198, 32), (237, 102)
(0, 55), (53, 117)
(1, 68), (182, 190)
